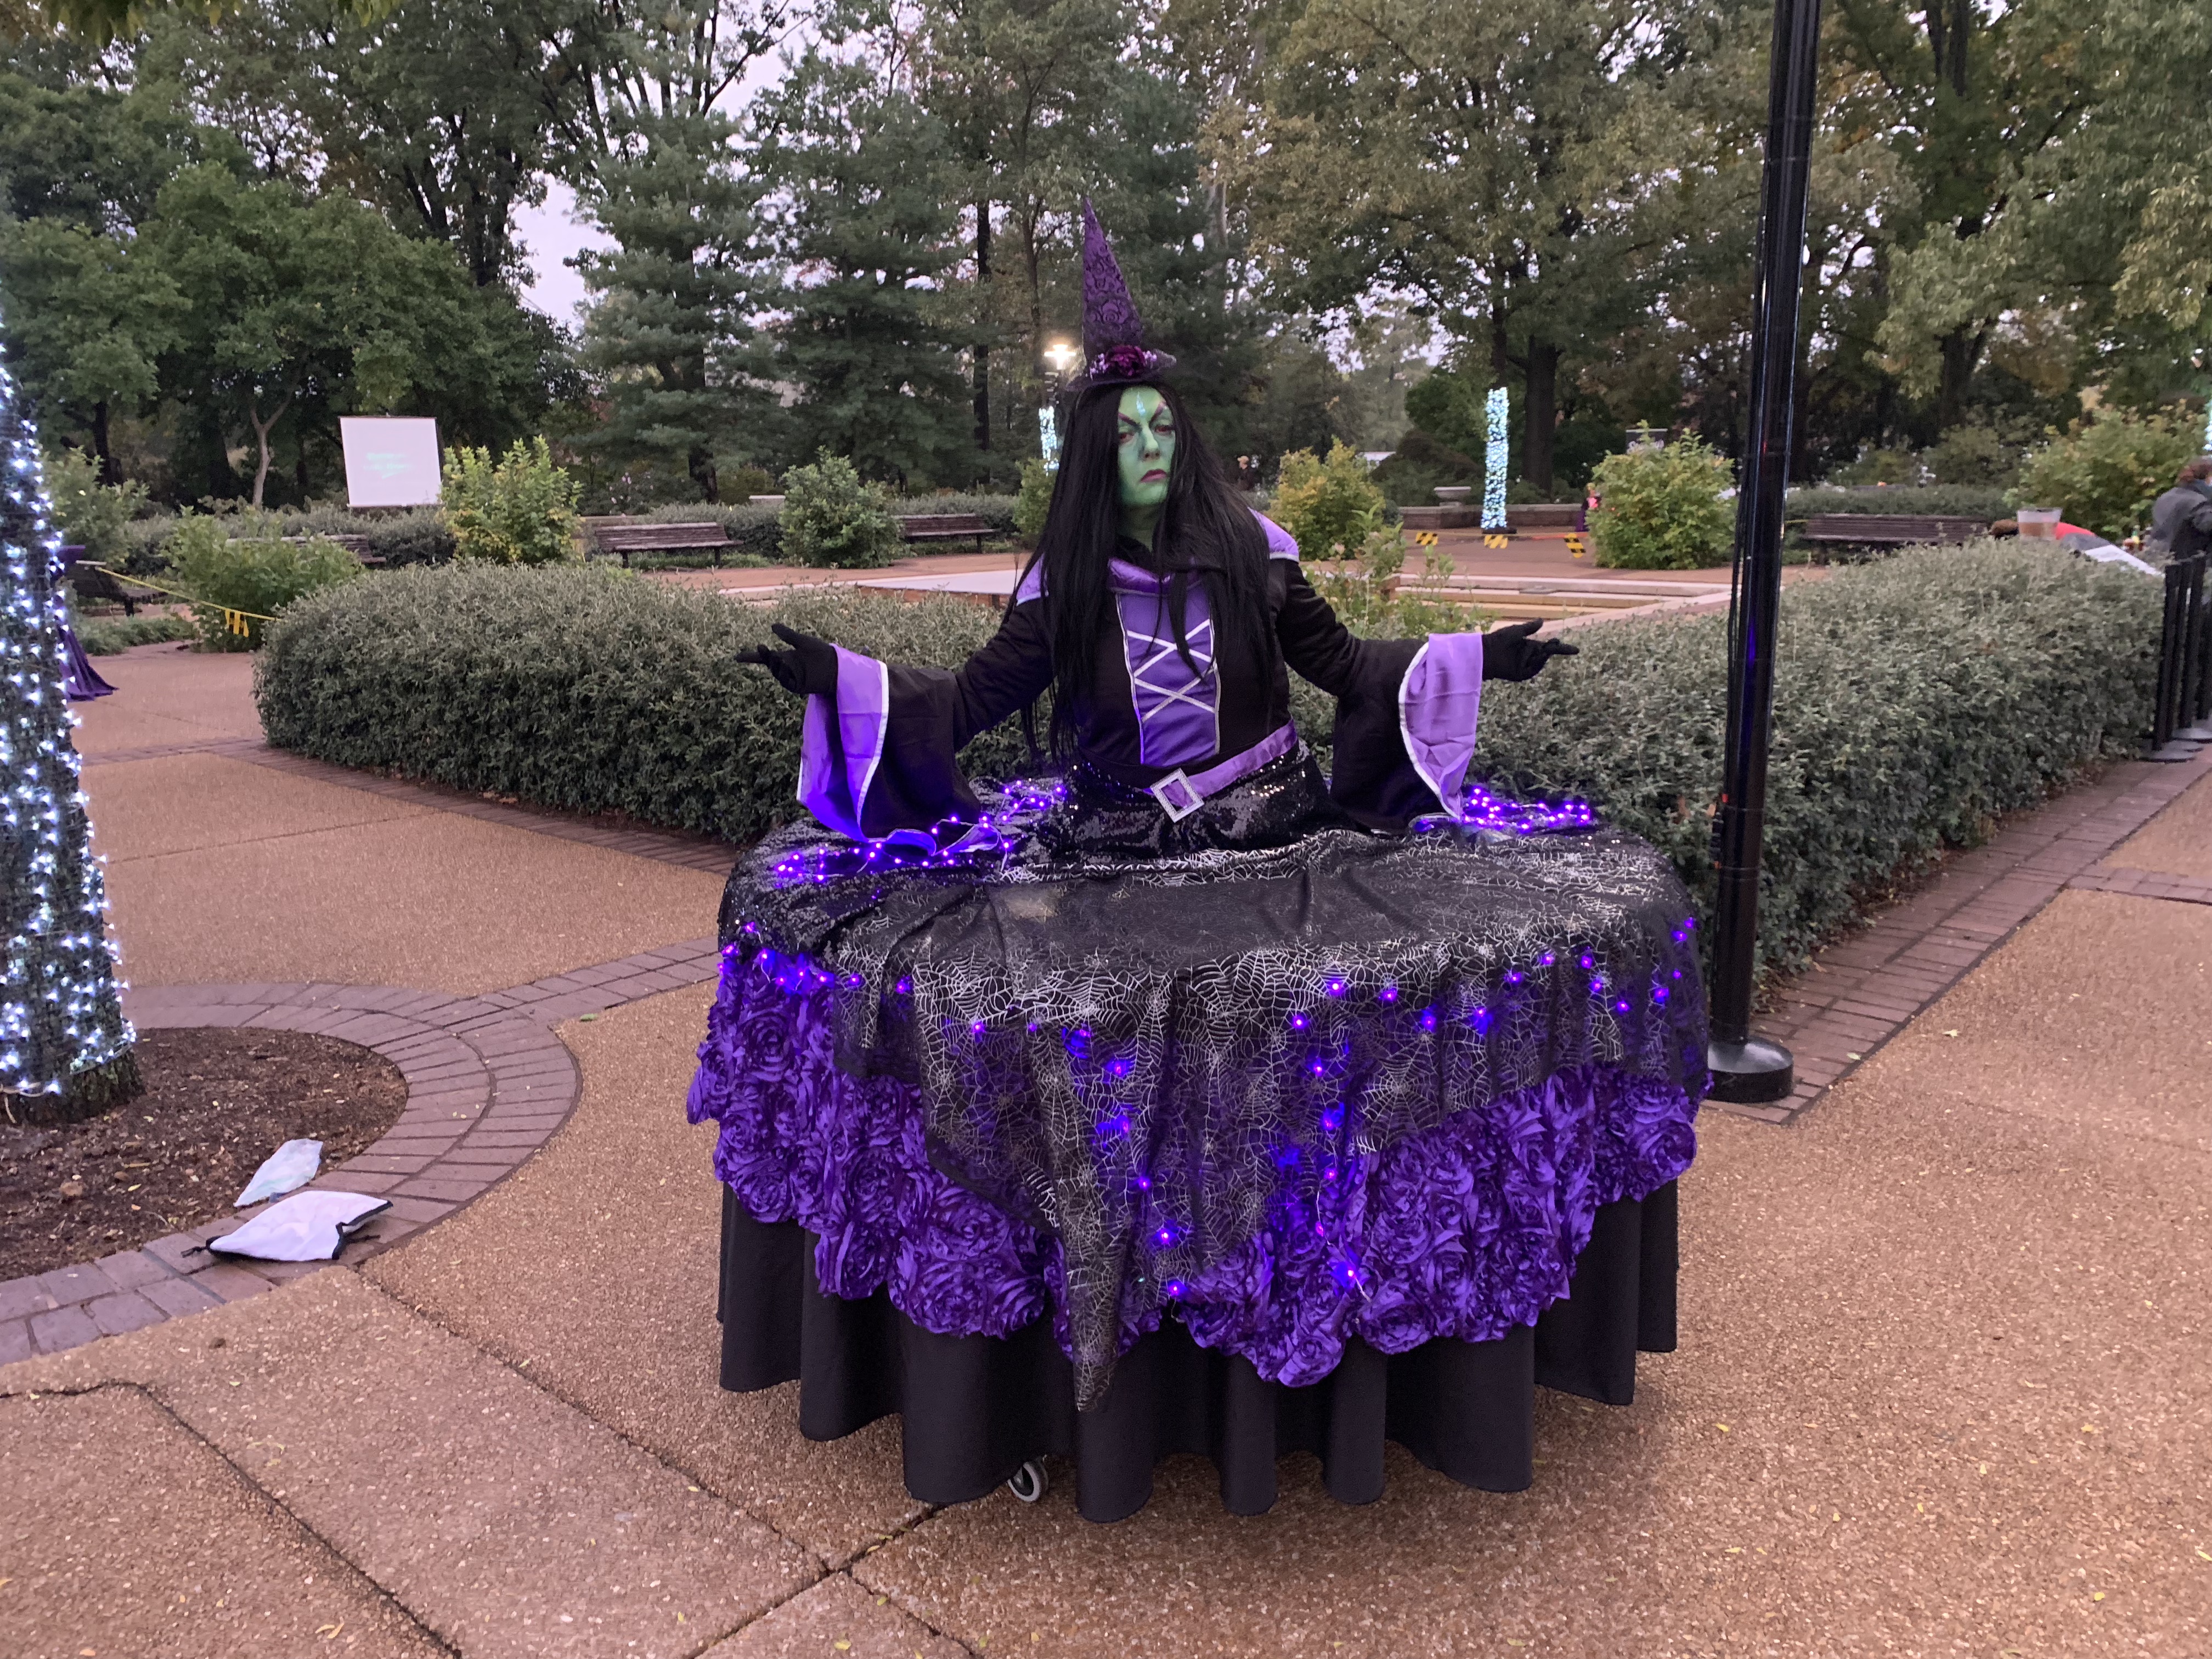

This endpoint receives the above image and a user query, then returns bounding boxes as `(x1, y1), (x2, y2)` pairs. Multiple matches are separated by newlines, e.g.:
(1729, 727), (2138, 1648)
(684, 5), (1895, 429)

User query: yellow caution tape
(76, 563), (278, 624)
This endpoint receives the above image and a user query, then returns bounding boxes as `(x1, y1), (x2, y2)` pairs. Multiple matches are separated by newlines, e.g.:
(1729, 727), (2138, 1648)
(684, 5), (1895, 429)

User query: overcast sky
(512, 180), (609, 325)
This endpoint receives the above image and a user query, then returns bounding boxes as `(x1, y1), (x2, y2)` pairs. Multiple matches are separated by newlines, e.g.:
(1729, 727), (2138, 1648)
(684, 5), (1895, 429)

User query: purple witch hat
(1080, 198), (1175, 382)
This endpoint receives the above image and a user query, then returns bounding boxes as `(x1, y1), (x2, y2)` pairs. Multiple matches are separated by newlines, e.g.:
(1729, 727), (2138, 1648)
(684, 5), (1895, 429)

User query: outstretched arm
(738, 606), (1055, 839)
(1274, 568), (1576, 826)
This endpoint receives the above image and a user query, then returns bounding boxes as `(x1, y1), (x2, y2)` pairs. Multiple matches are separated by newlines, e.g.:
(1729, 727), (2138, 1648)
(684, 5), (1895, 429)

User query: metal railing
(2151, 549), (2211, 755)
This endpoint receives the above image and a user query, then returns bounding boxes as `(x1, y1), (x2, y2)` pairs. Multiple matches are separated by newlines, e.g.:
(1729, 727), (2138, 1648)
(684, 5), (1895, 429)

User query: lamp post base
(1706, 1036), (1795, 1104)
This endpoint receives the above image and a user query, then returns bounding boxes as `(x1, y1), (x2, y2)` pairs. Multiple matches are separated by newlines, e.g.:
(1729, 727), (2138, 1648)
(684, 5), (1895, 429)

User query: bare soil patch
(0, 1028), (408, 1280)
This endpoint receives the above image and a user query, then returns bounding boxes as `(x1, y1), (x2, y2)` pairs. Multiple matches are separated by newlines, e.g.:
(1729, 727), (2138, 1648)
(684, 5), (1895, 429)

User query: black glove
(737, 623), (840, 697)
(1481, 618), (1579, 683)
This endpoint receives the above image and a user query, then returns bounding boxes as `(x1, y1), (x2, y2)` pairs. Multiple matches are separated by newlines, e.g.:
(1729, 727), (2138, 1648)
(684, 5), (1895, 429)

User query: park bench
(584, 517), (733, 567)
(1801, 514), (1990, 552)
(899, 513), (992, 554)
(62, 551), (155, 616)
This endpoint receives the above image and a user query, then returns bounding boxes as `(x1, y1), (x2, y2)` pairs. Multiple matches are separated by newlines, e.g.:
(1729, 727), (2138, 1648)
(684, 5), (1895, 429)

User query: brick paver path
(18, 735), (2206, 1358)
(0, 941), (720, 1363)
(1720, 746), (2212, 1124)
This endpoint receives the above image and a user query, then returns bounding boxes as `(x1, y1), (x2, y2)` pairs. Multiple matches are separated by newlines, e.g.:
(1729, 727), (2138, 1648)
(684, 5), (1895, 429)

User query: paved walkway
(2, 644), (2207, 1658)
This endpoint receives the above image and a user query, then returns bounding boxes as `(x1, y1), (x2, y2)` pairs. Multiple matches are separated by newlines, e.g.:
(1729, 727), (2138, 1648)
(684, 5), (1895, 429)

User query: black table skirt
(718, 1181), (1678, 1523)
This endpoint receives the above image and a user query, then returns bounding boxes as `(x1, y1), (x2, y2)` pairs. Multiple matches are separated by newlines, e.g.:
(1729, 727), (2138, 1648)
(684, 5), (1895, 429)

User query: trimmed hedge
(256, 567), (1034, 844)
(76, 612), (195, 653)
(115, 506), (456, 573)
(257, 543), (2159, 978)
(1472, 542), (2157, 974)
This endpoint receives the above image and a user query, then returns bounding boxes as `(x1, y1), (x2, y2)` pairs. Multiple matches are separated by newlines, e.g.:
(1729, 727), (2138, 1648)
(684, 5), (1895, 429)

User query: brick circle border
(0, 939), (720, 1363)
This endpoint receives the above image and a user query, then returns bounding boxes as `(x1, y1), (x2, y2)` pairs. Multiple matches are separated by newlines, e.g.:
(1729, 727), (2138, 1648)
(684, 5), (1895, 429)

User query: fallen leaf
(834, 1643), (851, 1653)
(1943, 1029), (1960, 1037)
(2092, 1592), (2106, 1603)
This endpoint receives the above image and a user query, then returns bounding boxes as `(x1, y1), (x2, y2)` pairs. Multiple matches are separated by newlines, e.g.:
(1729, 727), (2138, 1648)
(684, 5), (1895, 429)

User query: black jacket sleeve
(1274, 563), (1469, 829)
(849, 599), (1055, 837)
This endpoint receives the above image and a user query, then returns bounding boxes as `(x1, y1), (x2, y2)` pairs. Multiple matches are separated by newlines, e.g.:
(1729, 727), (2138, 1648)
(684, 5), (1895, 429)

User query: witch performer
(690, 204), (1709, 1522)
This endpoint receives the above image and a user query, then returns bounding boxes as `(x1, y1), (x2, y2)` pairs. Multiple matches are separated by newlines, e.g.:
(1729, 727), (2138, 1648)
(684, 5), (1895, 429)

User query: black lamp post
(1706, 0), (1825, 1105)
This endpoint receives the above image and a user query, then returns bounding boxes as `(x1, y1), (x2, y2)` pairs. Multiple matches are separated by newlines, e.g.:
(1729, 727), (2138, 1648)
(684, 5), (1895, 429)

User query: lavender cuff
(797, 646), (890, 840)
(1397, 634), (1485, 818)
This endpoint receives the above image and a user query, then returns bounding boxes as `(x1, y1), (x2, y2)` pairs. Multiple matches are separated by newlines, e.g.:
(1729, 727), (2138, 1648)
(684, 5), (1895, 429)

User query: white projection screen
(340, 417), (443, 507)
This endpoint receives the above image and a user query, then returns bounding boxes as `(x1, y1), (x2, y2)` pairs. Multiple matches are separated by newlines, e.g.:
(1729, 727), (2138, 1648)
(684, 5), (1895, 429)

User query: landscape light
(1482, 387), (1509, 532)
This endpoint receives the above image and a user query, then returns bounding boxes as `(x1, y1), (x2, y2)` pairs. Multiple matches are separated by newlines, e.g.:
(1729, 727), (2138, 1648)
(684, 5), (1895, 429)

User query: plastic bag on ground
(235, 1138), (323, 1206)
(207, 1190), (390, 1262)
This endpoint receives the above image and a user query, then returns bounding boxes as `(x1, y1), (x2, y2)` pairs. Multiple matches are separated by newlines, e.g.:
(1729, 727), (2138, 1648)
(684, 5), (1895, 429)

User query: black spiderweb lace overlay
(721, 775), (1708, 1407)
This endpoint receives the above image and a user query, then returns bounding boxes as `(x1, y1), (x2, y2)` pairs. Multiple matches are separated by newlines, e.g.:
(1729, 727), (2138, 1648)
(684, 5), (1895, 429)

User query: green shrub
(75, 611), (196, 653)
(2013, 407), (2199, 539)
(256, 544), (2157, 982)
(1474, 541), (2158, 977)
(780, 452), (903, 568)
(1402, 369), (1488, 460)
(41, 447), (150, 565)
(77, 506), (456, 573)
(256, 566), (1032, 842)
(163, 516), (364, 650)
(721, 463), (778, 500)
(1922, 425), (2022, 488)
(1272, 442), (1389, 560)
(443, 437), (582, 566)
(1826, 446), (1923, 487)
(1014, 460), (1054, 544)
(1372, 428), (1479, 508)
(1589, 437), (1734, 569)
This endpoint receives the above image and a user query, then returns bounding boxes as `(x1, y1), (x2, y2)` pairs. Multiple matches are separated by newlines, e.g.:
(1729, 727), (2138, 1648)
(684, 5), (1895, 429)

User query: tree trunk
(973, 201), (992, 457)
(1936, 329), (1979, 431)
(247, 395), (290, 509)
(1522, 340), (1559, 495)
(91, 402), (118, 486)
(691, 445), (720, 505)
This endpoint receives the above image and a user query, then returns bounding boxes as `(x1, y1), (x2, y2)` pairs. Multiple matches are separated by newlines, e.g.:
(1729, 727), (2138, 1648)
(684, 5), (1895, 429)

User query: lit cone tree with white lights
(0, 328), (139, 1122)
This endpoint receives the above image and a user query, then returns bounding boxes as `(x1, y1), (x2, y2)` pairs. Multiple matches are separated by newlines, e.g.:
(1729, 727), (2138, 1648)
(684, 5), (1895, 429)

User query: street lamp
(1040, 337), (1080, 469)
(1705, 0), (1824, 1107)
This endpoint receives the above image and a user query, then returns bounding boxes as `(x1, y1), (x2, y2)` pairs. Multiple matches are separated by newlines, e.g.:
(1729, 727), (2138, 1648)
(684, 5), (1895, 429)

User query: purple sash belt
(1146, 724), (1299, 821)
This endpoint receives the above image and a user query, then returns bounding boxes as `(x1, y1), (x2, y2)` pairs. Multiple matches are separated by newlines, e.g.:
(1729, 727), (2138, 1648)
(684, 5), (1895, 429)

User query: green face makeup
(1115, 387), (1176, 514)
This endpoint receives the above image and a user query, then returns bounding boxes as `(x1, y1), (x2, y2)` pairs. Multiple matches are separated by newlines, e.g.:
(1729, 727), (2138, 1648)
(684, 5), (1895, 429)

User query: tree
(913, 0), (1135, 463)
(0, 217), (184, 478)
(755, 47), (973, 486)
(1203, 0), (1681, 492)
(555, 0), (787, 499)
(1837, 0), (2104, 428)
(143, 163), (537, 504)
(142, 0), (588, 288)
(0, 64), (221, 232)
(0, 325), (139, 1120)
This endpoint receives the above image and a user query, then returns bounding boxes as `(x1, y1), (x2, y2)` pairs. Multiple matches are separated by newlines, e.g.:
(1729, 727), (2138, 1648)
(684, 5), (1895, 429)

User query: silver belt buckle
(1148, 769), (1205, 822)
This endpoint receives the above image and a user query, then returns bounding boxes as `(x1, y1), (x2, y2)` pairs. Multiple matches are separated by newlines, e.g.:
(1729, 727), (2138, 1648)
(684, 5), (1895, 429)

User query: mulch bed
(0, 1028), (409, 1282)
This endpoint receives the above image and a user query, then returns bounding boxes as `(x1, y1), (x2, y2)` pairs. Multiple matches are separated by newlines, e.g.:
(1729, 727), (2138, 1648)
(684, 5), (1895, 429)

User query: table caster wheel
(1006, 1459), (1049, 1504)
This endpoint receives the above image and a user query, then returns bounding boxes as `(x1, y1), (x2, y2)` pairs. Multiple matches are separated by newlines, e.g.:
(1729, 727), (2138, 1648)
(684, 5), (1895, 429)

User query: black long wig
(1017, 379), (1271, 758)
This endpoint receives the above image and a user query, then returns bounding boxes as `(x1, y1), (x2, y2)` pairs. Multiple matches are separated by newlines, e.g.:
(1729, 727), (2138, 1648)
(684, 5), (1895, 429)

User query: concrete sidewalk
(3, 647), (2207, 1657)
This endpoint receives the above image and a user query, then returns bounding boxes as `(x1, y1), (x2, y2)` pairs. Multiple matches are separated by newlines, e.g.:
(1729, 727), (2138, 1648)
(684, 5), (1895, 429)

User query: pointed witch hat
(1080, 198), (1175, 383)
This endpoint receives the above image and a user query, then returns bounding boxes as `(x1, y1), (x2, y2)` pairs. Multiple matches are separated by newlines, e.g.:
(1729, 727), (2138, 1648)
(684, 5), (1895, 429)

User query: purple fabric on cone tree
(1080, 199), (1175, 382)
